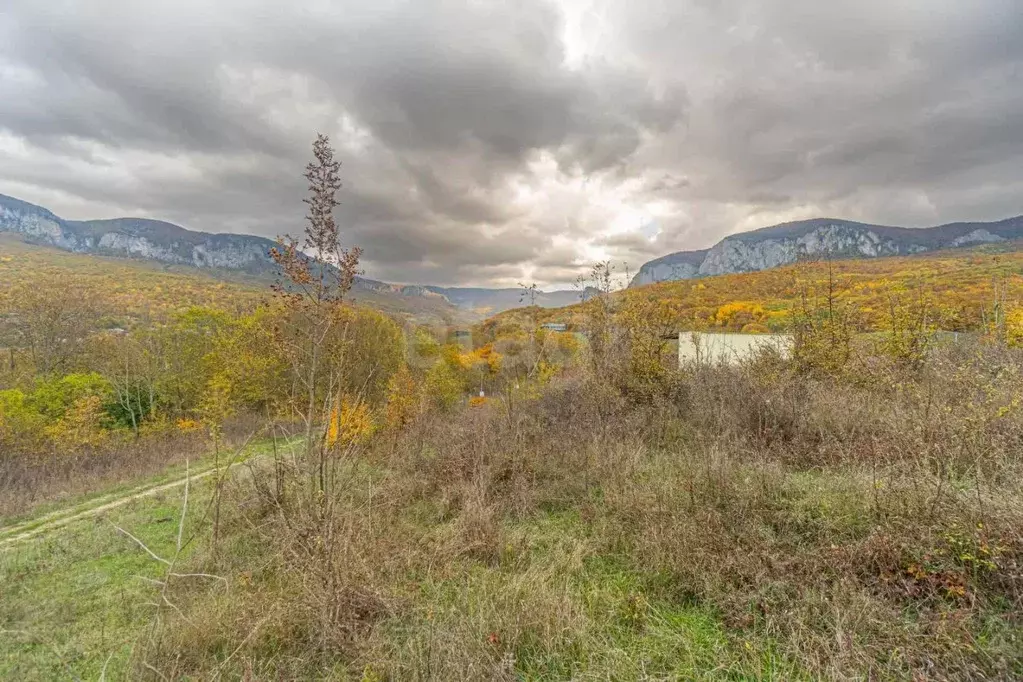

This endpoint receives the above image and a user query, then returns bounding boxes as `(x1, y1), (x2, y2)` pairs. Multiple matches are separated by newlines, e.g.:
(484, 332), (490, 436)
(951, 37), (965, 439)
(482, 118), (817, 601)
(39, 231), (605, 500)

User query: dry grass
(0, 415), (264, 521)
(141, 341), (1023, 680)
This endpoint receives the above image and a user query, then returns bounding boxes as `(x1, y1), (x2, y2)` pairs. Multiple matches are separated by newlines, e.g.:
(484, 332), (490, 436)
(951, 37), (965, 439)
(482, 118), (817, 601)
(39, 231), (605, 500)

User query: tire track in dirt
(0, 465), (221, 548)
(0, 437), (301, 549)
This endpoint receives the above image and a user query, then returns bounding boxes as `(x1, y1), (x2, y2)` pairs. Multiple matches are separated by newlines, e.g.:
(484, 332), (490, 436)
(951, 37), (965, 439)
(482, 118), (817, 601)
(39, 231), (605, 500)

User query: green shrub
(0, 388), (46, 447)
(29, 372), (112, 420)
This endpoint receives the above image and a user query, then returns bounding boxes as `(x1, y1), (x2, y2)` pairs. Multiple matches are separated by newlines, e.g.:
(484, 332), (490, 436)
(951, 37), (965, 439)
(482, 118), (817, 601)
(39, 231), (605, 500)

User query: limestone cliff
(631, 216), (1023, 287)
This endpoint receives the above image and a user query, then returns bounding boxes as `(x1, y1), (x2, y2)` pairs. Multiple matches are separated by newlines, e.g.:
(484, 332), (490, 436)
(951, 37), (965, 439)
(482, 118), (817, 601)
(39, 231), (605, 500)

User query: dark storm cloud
(0, 0), (1021, 286)
(616, 0), (1023, 244)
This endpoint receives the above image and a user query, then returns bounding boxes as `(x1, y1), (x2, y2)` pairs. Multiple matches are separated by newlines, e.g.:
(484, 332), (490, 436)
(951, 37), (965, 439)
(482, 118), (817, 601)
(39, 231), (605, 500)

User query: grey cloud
(615, 0), (1023, 249)
(400, 161), (520, 226)
(0, 0), (685, 286)
(0, 0), (1021, 287)
(532, 243), (588, 269)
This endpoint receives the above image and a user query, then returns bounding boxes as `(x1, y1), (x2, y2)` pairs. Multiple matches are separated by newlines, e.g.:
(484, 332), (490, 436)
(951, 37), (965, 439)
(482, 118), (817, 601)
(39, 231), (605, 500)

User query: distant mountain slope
(0, 193), (576, 316)
(489, 244), (1023, 335)
(0, 233), (473, 327)
(423, 286), (582, 313)
(632, 215), (1023, 286)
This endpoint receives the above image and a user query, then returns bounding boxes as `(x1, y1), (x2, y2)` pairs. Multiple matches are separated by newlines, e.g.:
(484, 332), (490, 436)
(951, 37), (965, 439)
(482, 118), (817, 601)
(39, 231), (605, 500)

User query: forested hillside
(490, 245), (1023, 336)
(0, 234), (468, 327)
(0, 194), (577, 317)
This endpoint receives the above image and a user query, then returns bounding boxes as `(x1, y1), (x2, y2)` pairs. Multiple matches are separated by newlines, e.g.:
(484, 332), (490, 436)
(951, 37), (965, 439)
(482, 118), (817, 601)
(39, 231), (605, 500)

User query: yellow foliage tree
(877, 287), (936, 367)
(791, 264), (856, 377)
(554, 331), (581, 359)
(535, 360), (559, 386)
(384, 364), (419, 431)
(45, 395), (108, 452)
(471, 344), (503, 375)
(714, 301), (766, 328)
(326, 395), (376, 449)
(413, 328), (441, 359)
(1007, 306), (1023, 348)
(424, 359), (464, 410)
(198, 372), (235, 456)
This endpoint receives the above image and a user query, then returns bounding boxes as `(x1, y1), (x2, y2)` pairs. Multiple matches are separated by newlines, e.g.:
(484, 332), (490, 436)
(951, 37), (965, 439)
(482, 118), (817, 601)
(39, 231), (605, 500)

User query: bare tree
(6, 276), (103, 375)
(270, 134), (362, 493)
(93, 331), (160, 440)
(576, 260), (621, 375)
(518, 282), (538, 307)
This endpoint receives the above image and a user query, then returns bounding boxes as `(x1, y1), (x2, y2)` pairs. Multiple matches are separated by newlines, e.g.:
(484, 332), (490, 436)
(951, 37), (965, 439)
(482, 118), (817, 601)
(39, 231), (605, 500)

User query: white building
(678, 331), (792, 366)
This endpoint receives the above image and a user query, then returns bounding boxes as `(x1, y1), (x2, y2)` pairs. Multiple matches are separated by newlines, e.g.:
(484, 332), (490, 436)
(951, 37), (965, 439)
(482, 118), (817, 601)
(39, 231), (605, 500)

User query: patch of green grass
(369, 509), (803, 680)
(0, 482), (212, 681)
(0, 436), (299, 531)
(771, 470), (877, 543)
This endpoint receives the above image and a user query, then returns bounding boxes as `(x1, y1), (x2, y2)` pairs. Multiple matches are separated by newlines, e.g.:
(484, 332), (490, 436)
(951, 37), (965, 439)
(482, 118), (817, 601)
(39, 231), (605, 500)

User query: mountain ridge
(632, 215), (1023, 287)
(0, 193), (578, 315)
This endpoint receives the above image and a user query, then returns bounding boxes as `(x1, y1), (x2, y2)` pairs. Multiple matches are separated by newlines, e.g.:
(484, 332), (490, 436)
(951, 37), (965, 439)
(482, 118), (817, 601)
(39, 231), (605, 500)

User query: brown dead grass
(146, 341), (1023, 680)
(0, 415), (264, 521)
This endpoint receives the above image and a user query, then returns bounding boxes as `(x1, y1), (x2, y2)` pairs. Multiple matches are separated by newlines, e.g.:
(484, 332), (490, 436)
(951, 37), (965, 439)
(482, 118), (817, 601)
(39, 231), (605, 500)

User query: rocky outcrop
(632, 216), (1023, 287)
(0, 196), (83, 250)
(629, 251), (706, 287)
(950, 229), (1006, 248)
(0, 195), (282, 275)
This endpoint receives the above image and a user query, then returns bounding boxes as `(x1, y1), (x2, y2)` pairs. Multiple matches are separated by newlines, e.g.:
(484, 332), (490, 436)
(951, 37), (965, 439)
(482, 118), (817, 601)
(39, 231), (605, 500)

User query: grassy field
(1, 457), (792, 681)
(0, 434), (307, 679)
(3, 346), (1022, 679)
(1, 479), (213, 680)
(110, 343), (1020, 679)
(0, 425), (296, 525)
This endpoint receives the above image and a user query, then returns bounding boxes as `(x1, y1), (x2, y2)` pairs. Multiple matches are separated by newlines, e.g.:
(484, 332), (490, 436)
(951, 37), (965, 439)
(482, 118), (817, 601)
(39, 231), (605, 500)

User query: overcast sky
(1, 1), (1021, 287)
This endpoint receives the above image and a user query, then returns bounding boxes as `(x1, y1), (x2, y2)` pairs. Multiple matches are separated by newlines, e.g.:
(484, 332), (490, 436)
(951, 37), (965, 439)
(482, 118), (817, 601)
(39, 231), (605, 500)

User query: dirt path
(0, 437), (302, 549)
(0, 464), (222, 548)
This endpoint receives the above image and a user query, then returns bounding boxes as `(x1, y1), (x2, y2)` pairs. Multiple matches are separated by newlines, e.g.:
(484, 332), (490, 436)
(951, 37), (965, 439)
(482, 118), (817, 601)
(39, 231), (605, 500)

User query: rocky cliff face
(0, 196), (77, 249)
(0, 195), (280, 274)
(630, 250), (707, 287)
(631, 216), (1023, 287)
